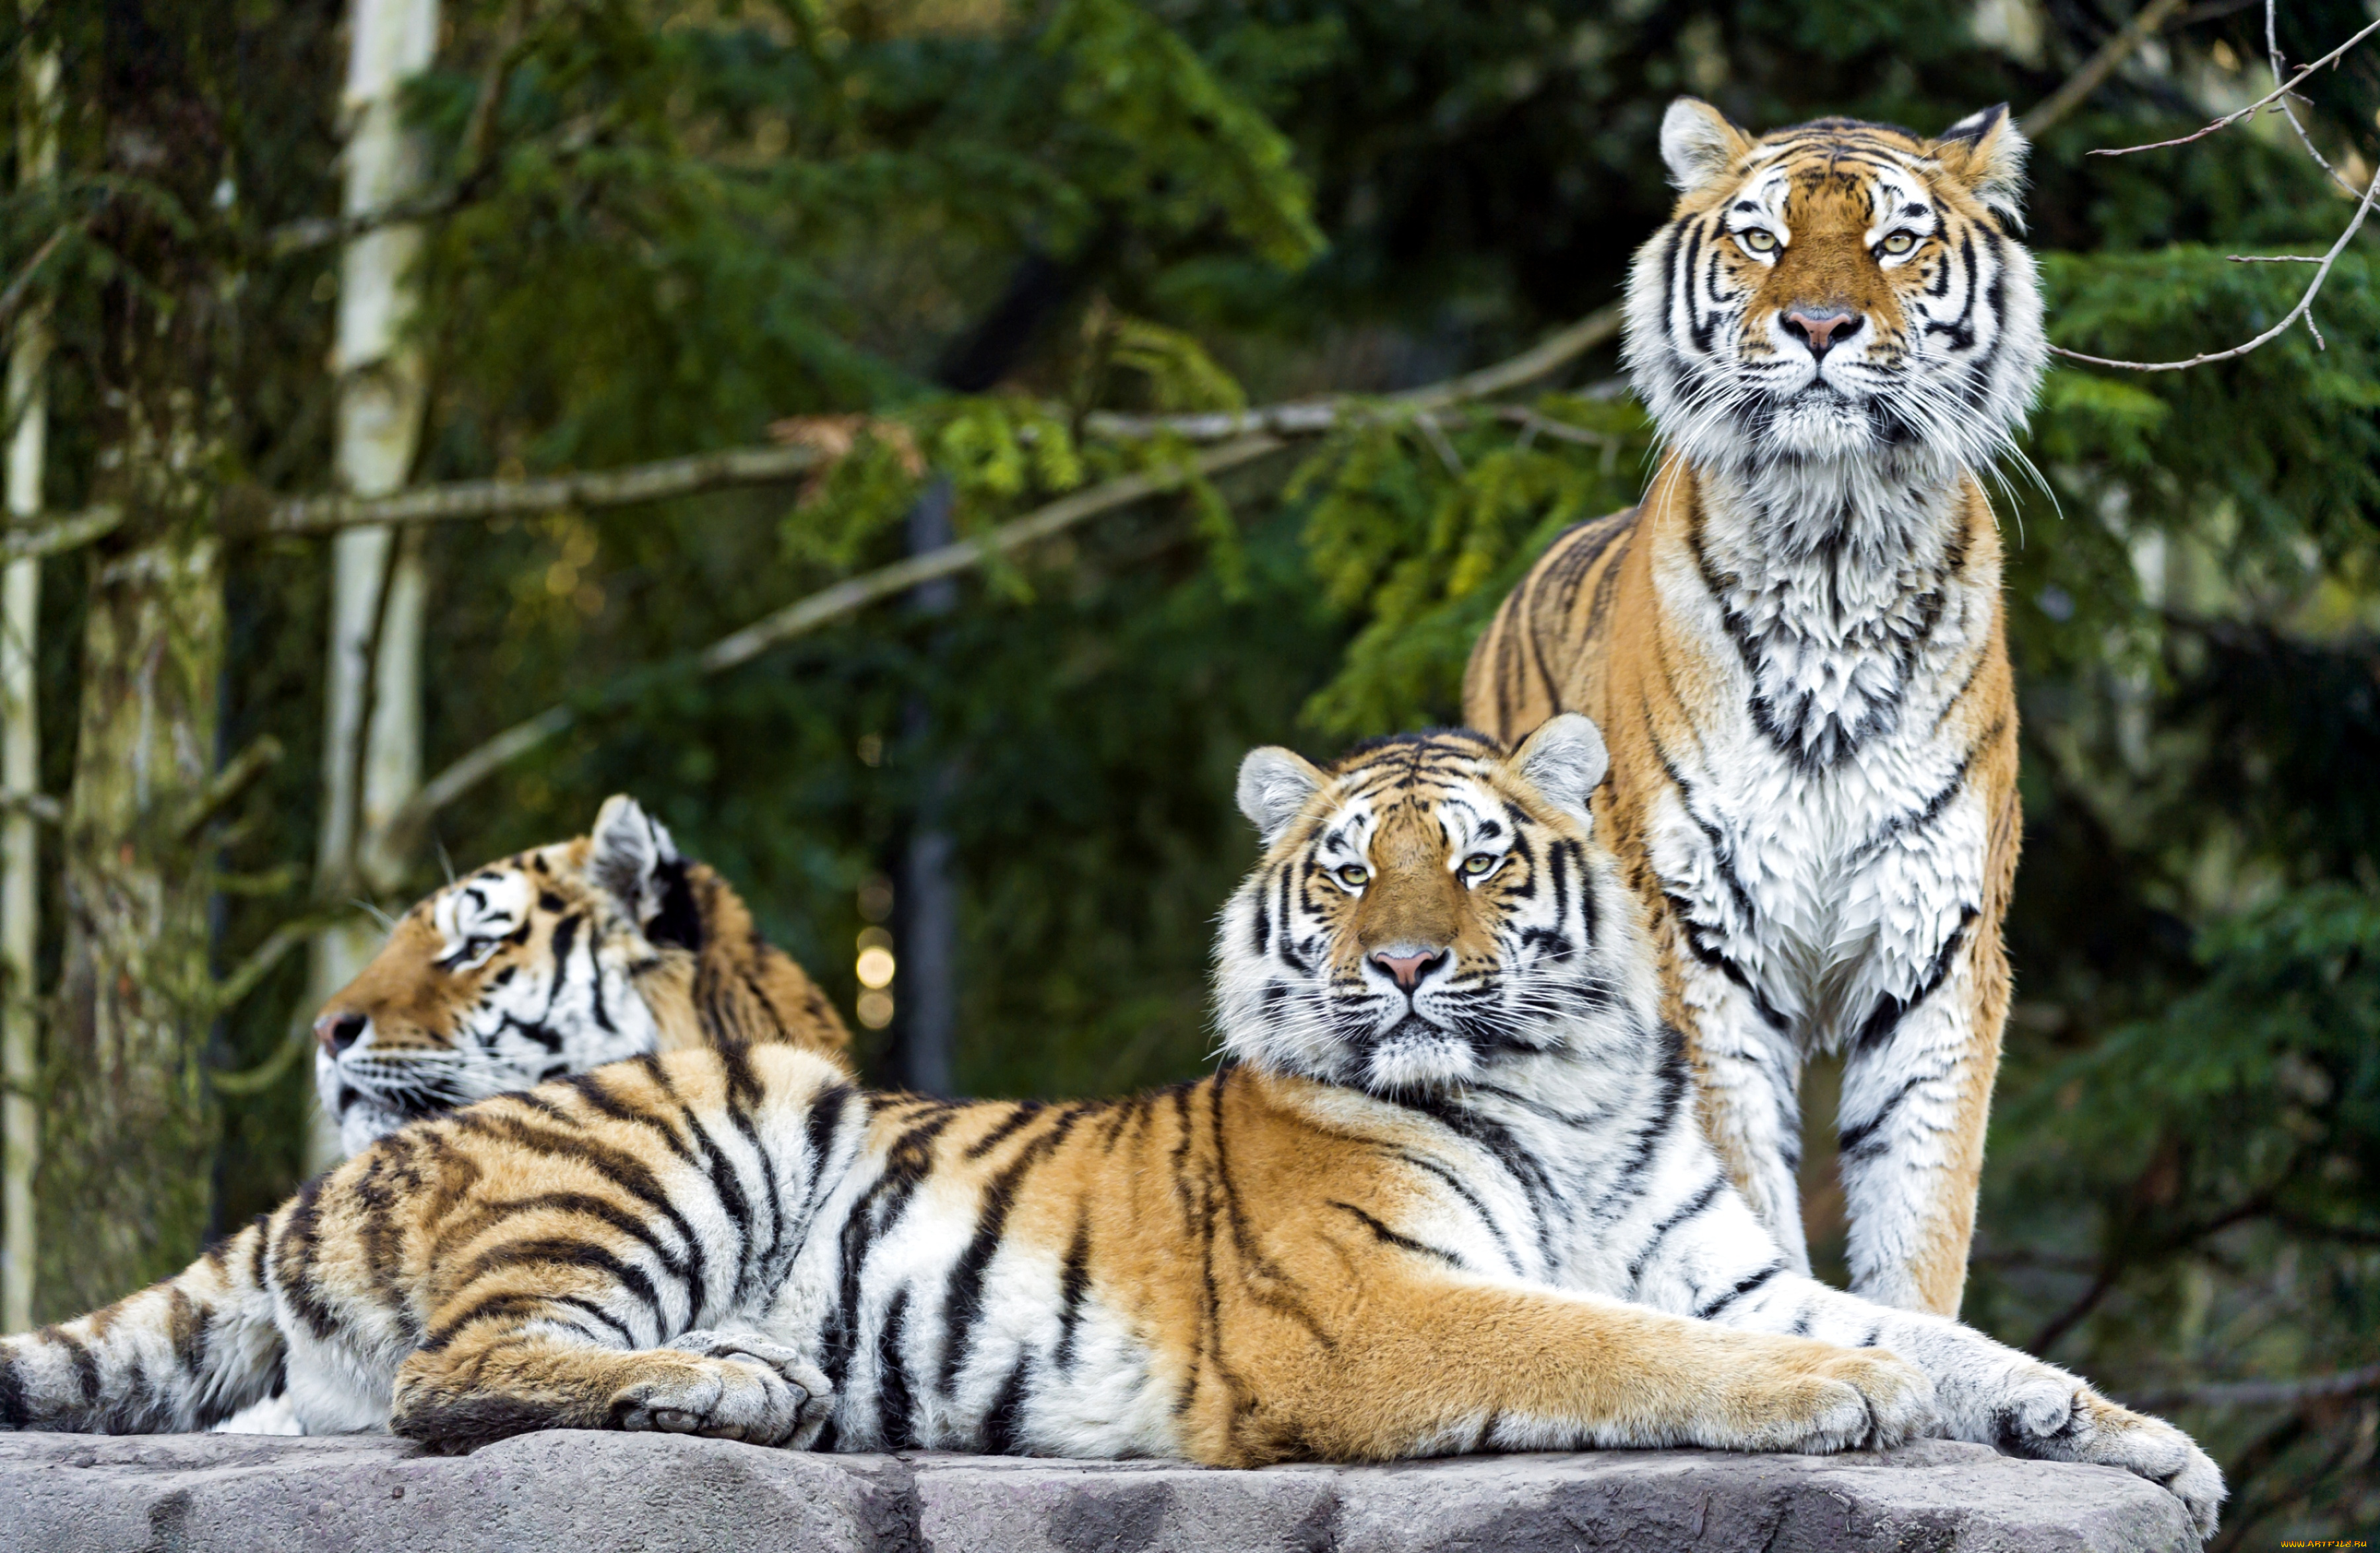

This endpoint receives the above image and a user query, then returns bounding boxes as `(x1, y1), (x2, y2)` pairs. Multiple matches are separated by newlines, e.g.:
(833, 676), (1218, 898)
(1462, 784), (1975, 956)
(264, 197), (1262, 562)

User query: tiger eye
(1336, 864), (1369, 888)
(1462, 854), (1495, 875)
(1880, 231), (1918, 256)
(1738, 229), (1778, 255)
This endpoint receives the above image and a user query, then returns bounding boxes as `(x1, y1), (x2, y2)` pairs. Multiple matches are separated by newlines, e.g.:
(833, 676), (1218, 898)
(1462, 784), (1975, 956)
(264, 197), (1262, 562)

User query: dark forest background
(3, 1), (2375, 1542)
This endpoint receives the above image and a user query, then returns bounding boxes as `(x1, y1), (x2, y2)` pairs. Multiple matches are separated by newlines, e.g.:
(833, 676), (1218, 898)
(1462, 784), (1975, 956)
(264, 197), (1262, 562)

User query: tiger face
(1215, 717), (1653, 1094)
(313, 795), (849, 1156)
(1625, 97), (2045, 481)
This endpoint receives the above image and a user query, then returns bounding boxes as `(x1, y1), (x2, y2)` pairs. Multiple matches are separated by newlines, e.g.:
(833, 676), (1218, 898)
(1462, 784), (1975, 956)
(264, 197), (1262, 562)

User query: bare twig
(0, 503), (118, 560)
(2088, 13), (2380, 157)
(2263, 0), (2363, 196)
(363, 434), (1292, 857)
(2020, 0), (2194, 138)
(2125, 1361), (2380, 1412)
(2049, 151), (2379, 370)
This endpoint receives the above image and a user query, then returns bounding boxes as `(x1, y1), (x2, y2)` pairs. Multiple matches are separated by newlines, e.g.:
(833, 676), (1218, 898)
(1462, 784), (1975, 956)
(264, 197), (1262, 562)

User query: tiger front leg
(1665, 941), (1811, 1278)
(392, 1326), (831, 1453)
(1835, 922), (2003, 1317)
(1218, 1271), (1938, 1467)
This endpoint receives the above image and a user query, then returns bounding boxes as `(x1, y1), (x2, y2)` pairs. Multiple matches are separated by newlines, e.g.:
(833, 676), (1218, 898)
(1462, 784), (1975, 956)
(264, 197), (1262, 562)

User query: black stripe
(978, 1353), (1033, 1454)
(877, 1288), (917, 1449)
(1328, 1201), (1464, 1268)
(939, 1107), (1087, 1392)
(1626, 1172), (1726, 1287)
(1850, 906), (1978, 1054)
(456, 1237), (668, 1337)
(1694, 1261), (1785, 1320)
(1053, 1211), (1093, 1373)
(820, 1109), (959, 1395)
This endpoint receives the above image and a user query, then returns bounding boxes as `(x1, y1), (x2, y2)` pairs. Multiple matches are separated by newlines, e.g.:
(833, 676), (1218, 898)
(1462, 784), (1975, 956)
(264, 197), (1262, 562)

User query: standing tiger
(313, 793), (850, 1157)
(1465, 100), (2042, 1317)
(0, 724), (2219, 1537)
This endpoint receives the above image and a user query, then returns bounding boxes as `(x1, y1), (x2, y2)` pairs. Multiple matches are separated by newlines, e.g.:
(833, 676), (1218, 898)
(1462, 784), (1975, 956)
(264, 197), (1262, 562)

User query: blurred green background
(5, 0), (2375, 1543)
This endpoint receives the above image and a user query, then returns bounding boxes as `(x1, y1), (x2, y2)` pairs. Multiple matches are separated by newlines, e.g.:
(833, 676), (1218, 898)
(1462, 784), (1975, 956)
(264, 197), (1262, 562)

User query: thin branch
(0, 789), (59, 824)
(2051, 153), (2380, 370)
(2088, 13), (2380, 157)
(265, 445), (829, 532)
(1082, 304), (1622, 442)
(266, 307), (1622, 534)
(364, 434), (1293, 859)
(2125, 1361), (2380, 1412)
(2264, 0), (2363, 197)
(266, 188), (466, 260)
(2020, 0), (2194, 138)
(0, 223), (71, 335)
(208, 912), (346, 1023)
(0, 503), (118, 560)
(175, 735), (284, 842)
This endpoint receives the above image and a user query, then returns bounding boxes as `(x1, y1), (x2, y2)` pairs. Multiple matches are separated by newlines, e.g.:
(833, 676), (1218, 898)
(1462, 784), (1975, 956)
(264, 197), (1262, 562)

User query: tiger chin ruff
(1466, 99), (2043, 1317)
(0, 725), (2219, 1536)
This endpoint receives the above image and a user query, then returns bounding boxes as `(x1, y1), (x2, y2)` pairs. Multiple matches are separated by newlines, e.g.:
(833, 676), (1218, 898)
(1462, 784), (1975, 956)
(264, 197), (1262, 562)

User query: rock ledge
(0, 1431), (2194, 1552)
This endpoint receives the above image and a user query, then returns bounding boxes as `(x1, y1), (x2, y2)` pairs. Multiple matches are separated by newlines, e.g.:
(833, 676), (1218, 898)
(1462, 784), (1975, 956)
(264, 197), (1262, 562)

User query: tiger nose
(1784, 306), (1861, 358)
(315, 1012), (368, 1054)
(1370, 948), (1448, 992)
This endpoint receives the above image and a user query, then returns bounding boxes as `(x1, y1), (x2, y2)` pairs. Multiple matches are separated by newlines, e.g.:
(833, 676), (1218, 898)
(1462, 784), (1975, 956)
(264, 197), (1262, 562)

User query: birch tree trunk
(0, 26), (58, 1334)
(303, 0), (438, 1172)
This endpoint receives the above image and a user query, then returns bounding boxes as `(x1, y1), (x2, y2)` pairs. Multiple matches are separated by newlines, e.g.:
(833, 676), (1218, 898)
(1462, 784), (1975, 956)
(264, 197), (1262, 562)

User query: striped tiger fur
(1465, 99), (2042, 1318)
(0, 725), (2218, 1536)
(314, 794), (849, 1157)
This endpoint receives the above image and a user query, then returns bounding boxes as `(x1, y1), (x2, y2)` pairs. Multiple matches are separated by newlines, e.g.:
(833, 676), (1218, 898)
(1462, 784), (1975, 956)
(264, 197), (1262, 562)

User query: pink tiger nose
(1370, 948), (1448, 991)
(1784, 306), (1860, 358)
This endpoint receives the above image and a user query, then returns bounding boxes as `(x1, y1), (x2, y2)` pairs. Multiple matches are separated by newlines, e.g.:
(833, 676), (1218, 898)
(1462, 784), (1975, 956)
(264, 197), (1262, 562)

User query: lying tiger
(313, 793), (850, 1156)
(0, 724), (2220, 1537)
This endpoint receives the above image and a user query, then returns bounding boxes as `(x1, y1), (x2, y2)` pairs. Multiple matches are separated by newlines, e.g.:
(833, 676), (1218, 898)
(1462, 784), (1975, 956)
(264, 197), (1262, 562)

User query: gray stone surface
(0, 1431), (2196, 1552)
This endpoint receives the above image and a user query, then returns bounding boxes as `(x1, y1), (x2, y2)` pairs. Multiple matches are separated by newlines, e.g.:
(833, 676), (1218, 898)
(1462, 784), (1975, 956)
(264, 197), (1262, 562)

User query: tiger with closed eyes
(313, 793), (850, 1156)
(0, 724), (2220, 1538)
(1466, 99), (2042, 1318)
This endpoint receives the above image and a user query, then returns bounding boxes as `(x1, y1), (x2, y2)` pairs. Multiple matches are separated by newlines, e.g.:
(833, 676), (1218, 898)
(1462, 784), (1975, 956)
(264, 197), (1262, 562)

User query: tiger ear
(1930, 104), (2028, 229)
(589, 794), (684, 932)
(1511, 714), (1608, 826)
(1659, 97), (1753, 196)
(1236, 746), (1326, 848)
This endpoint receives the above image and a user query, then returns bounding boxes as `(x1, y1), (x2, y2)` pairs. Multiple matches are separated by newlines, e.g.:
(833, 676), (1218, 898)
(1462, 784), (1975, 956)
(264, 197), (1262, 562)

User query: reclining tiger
(1466, 99), (2045, 1318)
(311, 793), (850, 1158)
(0, 723), (2219, 1536)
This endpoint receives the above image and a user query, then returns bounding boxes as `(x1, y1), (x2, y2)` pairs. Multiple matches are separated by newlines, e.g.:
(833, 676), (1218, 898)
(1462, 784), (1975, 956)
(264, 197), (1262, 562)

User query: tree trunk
(40, 515), (223, 1319)
(0, 24), (58, 1334)
(303, 0), (438, 1172)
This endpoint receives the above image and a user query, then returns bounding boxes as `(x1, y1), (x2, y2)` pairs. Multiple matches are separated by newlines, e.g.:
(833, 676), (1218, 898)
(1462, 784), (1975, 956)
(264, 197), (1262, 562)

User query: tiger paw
(611, 1332), (832, 1447)
(1989, 1378), (2223, 1540)
(1726, 1345), (1939, 1454)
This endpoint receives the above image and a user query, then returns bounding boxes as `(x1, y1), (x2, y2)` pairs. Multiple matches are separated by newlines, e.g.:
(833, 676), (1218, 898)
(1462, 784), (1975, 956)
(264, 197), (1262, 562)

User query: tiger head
(1214, 717), (1656, 1095)
(312, 795), (850, 1156)
(1625, 97), (2045, 484)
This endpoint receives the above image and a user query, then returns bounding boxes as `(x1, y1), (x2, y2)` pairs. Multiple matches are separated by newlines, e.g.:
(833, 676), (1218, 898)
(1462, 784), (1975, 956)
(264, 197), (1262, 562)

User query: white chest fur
(1643, 463), (1994, 1050)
